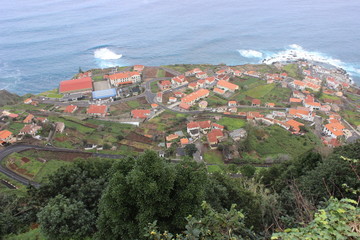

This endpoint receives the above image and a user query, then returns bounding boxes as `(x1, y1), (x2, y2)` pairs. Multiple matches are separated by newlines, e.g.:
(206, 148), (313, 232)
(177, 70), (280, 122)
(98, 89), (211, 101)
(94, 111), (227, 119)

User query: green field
(259, 86), (292, 106)
(243, 84), (276, 98)
(156, 69), (166, 78)
(248, 125), (322, 159)
(34, 160), (71, 182)
(126, 100), (141, 108)
(150, 81), (160, 93)
(203, 150), (223, 164)
(7, 122), (25, 134)
(282, 64), (302, 79)
(207, 165), (223, 173)
(341, 110), (360, 126)
(48, 116), (95, 134)
(217, 117), (246, 131)
(38, 88), (63, 98)
(206, 94), (228, 107)
(320, 94), (341, 101)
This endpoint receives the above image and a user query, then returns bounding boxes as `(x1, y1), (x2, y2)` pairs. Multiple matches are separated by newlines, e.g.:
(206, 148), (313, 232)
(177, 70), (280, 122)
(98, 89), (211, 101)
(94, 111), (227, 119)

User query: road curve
(0, 144), (126, 188)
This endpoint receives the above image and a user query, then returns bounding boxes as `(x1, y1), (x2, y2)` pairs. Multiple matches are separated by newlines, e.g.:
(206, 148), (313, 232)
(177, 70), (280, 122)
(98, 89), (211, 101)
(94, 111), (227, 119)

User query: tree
(184, 143), (197, 157)
(240, 164), (256, 178)
(145, 202), (257, 240)
(271, 198), (360, 240)
(37, 195), (94, 240)
(96, 151), (208, 239)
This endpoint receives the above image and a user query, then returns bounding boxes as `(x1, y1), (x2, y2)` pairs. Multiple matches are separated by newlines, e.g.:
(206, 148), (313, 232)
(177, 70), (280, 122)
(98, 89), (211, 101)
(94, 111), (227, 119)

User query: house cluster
(0, 110), (66, 145)
(58, 65), (144, 101)
(63, 104), (108, 117)
(156, 67), (242, 110)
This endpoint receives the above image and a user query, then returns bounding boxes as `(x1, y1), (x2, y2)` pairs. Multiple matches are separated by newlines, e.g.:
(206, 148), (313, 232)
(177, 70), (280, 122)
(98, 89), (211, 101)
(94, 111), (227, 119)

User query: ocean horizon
(1, 0), (360, 95)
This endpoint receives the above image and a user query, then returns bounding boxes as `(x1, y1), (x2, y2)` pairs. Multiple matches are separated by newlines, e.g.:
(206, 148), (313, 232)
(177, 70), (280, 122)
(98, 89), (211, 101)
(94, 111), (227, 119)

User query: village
(0, 61), (360, 180)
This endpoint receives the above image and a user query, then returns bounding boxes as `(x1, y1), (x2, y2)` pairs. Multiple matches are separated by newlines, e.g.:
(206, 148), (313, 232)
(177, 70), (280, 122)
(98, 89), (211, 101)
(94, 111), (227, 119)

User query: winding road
(0, 144), (126, 188)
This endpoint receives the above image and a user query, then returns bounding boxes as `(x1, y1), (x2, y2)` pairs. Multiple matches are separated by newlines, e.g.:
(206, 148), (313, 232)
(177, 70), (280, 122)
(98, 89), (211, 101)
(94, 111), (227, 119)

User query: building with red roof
(0, 130), (13, 144)
(23, 114), (34, 124)
(87, 105), (107, 117)
(131, 109), (151, 119)
(180, 138), (189, 146)
(252, 99), (261, 107)
(64, 105), (78, 113)
(213, 87), (225, 95)
(19, 124), (42, 136)
(181, 89), (209, 105)
(207, 129), (224, 149)
(158, 80), (172, 90)
(290, 98), (302, 103)
(228, 101), (237, 107)
(217, 80), (239, 92)
(133, 65), (145, 72)
(171, 75), (188, 87)
(265, 102), (275, 108)
(24, 98), (32, 104)
(179, 102), (191, 110)
(105, 71), (141, 86)
(156, 92), (163, 103)
(323, 122), (345, 138)
(195, 71), (207, 79)
(291, 80), (306, 90)
(288, 108), (314, 121)
(59, 77), (93, 94)
(286, 119), (304, 134)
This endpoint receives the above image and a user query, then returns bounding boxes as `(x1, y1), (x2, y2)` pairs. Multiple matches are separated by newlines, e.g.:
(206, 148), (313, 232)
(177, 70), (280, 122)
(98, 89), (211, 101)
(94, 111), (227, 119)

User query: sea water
(1, 0), (360, 95)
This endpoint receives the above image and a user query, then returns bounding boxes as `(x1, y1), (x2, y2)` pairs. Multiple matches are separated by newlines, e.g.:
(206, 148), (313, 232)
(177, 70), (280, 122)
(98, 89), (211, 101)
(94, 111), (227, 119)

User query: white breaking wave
(263, 44), (360, 77)
(238, 49), (263, 58)
(94, 48), (122, 60)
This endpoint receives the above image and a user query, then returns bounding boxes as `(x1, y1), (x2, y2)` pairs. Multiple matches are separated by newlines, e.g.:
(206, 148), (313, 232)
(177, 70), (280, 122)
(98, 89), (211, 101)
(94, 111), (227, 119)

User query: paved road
(0, 144), (127, 187)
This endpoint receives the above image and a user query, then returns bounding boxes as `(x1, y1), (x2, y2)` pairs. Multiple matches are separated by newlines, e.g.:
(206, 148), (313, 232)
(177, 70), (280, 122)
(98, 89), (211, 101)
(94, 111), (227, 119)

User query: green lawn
(7, 122), (25, 134)
(203, 150), (223, 165)
(156, 69), (166, 78)
(341, 110), (360, 126)
(126, 100), (141, 108)
(48, 116), (95, 134)
(243, 84), (276, 99)
(283, 64), (302, 79)
(345, 93), (360, 102)
(260, 85), (292, 106)
(38, 88), (63, 98)
(217, 117), (246, 131)
(320, 94), (341, 101)
(207, 94), (228, 107)
(150, 81), (160, 93)
(34, 160), (71, 182)
(248, 125), (322, 159)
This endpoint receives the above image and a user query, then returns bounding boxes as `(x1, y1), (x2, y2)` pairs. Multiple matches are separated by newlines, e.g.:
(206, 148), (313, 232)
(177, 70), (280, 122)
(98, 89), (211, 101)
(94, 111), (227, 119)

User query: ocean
(1, 0), (360, 95)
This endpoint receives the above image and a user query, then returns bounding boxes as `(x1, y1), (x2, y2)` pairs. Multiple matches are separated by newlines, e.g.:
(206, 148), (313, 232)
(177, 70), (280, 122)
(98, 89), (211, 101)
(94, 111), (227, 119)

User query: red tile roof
(64, 105), (77, 113)
(106, 72), (140, 80)
(131, 109), (151, 119)
(180, 138), (189, 145)
(0, 130), (12, 140)
(286, 119), (304, 133)
(290, 98), (302, 103)
(213, 87), (225, 94)
(252, 99), (261, 105)
(325, 122), (345, 137)
(179, 102), (191, 110)
(59, 77), (92, 93)
(23, 114), (34, 123)
(217, 80), (238, 91)
(181, 89), (209, 104)
(198, 120), (211, 129)
(87, 105), (107, 115)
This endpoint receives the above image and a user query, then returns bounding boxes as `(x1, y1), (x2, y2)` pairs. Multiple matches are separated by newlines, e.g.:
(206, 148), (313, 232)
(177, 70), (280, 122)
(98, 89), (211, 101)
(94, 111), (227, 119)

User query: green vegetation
(341, 109), (360, 126)
(243, 83), (276, 99)
(156, 69), (165, 78)
(260, 86), (292, 106)
(126, 100), (141, 108)
(246, 125), (321, 159)
(320, 93), (341, 101)
(92, 75), (103, 82)
(150, 81), (159, 93)
(206, 94), (227, 107)
(203, 150), (223, 164)
(283, 63), (302, 79)
(206, 165), (223, 173)
(7, 122), (25, 134)
(345, 92), (360, 101)
(48, 116), (95, 134)
(217, 117), (246, 131)
(37, 89), (63, 99)
(6, 228), (46, 240)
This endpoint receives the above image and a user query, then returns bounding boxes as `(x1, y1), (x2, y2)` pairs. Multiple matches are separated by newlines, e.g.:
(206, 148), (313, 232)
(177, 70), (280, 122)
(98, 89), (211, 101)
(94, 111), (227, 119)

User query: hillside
(0, 90), (21, 106)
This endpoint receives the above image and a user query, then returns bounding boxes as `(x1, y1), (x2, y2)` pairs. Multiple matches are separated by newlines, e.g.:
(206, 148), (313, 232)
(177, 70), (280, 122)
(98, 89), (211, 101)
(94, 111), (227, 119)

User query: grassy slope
(217, 117), (246, 131)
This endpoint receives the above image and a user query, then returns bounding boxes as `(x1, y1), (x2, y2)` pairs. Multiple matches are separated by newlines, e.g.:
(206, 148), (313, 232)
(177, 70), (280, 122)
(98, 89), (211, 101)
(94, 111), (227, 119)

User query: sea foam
(263, 44), (360, 78)
(94, 48), (122, 60)
(238, 49), (263, 58)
